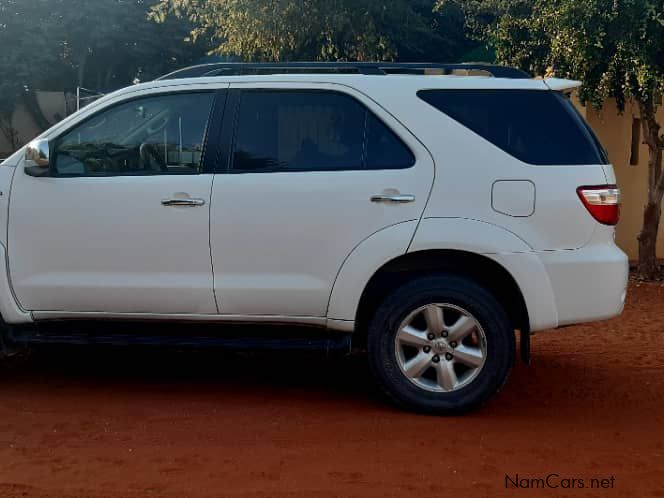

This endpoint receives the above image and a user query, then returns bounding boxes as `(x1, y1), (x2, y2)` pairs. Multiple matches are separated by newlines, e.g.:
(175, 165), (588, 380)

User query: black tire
(367, 274), (515, 414)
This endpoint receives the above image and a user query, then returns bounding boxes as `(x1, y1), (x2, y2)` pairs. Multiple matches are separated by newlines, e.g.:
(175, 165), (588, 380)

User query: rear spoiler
(544, 78), (582, 91)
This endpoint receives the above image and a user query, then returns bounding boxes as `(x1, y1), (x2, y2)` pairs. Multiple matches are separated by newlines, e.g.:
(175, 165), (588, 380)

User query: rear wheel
(367, 274), (515, 414)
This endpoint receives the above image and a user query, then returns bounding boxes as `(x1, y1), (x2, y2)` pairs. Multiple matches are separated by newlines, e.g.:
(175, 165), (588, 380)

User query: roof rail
(157, 62), (531, 80)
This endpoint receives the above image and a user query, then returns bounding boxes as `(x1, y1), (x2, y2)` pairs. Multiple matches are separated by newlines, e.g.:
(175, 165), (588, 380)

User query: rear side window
(417, 89), (608, 165)
(231, 90), (415, 172)
(365, 113), (415, 170)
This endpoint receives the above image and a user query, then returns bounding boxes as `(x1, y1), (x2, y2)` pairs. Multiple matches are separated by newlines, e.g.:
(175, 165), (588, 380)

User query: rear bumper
(536, 236), (628, 328)
(490, 226), (628, 332)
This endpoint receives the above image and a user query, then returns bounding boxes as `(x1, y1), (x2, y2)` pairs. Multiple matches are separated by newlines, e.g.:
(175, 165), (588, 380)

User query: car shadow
(0, 340), (644, 422)
(1, 345), (380, 404)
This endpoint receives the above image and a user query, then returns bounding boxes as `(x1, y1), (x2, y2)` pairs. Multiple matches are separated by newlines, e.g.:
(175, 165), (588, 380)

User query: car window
(417, 89), (608, 166)
(231, 90), (414, 172)
(366, 112), (415, 170)
(53, 92), (215, 176)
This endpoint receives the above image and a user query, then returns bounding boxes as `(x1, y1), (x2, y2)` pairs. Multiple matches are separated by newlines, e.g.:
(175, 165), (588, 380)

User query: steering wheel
(140, 143), (168, 172)
(146, 115), (169, 136)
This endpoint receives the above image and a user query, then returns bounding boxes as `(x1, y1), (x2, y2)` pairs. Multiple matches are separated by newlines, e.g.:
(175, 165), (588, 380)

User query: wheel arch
(0, 243), (33, 325)
(353, 249), (530, 344)
(327, 216), (560, 334)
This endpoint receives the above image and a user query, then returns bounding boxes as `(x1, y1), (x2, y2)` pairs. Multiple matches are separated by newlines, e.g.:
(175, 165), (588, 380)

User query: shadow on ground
(0, 338), (640, 417)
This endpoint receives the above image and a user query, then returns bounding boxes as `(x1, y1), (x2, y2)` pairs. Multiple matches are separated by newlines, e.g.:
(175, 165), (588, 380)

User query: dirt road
(1, 282), (663, 498)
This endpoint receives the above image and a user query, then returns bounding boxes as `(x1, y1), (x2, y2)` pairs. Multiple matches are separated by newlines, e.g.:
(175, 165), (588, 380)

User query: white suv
(0, 63), (628, 413)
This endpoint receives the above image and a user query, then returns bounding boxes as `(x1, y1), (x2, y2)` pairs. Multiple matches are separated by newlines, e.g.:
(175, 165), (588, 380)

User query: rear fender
(326, 221), (418, 328)
(409, 218), (559, 331)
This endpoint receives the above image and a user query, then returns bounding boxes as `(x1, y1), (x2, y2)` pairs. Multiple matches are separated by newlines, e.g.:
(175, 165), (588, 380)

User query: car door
(210, 83), (435, 317)
(8, 90), (224, 315)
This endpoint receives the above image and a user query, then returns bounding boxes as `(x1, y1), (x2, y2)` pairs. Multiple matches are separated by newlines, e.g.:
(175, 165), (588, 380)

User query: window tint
(231, 90), (414, 172)
(54, 92), (215, 176)
(417, 89), (607, 165)
(366, 113), (415, 169)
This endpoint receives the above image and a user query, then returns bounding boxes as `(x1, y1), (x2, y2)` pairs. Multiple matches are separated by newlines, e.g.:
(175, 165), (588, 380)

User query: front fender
(0, 148), (24, 167)
(0, 243), (32, 324)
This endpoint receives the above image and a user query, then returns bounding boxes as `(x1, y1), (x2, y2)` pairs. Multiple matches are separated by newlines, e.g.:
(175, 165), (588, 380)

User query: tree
(0, 0), (208, 152)
(0, 1), (59, 150)
(457, 0), (664, 279)
(48, 0), (208, 90)
(436, 0), (534, 42)
(150, 0), (474, 62)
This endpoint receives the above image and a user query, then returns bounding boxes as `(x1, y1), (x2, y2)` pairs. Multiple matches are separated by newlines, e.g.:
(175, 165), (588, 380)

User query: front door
(210, 84), (435, 317)
(9, 90), (221, 314)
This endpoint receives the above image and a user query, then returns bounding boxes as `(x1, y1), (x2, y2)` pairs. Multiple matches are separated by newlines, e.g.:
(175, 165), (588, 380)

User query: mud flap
(520, 327), (531, 366)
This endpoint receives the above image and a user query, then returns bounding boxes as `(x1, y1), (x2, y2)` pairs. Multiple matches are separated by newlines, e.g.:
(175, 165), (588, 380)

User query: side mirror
(25, 139), (51, 177)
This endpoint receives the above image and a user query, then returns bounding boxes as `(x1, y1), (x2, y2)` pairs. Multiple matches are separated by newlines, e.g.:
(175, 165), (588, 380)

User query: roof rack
(157, 62), (531, 80)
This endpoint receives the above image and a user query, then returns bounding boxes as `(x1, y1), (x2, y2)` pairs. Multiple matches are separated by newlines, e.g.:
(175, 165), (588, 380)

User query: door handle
(161, 197), (206, 207)
(370, 194), (416, 204)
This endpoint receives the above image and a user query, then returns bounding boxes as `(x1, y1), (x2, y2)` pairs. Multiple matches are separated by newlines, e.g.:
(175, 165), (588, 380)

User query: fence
(63, 87), (105, 116)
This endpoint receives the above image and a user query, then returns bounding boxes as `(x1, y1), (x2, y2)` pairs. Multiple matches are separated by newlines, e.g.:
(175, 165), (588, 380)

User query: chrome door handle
(161, 198), (206, 207)
(370, 194), (416, 204)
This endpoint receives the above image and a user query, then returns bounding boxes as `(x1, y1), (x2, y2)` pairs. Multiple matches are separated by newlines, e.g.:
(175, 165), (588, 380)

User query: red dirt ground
(0, 281), (663, 498)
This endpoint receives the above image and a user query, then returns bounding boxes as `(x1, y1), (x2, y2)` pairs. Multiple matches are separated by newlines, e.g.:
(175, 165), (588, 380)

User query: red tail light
(577, 185), (621, 226)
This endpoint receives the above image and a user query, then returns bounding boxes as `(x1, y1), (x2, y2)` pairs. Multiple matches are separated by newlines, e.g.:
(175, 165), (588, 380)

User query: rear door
(210, 83), (434, 317)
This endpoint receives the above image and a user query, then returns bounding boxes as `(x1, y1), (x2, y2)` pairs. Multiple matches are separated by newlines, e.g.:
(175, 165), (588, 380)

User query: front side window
(417, 89), (608, 166)
(53, 92), (215, 176)
(231, 90), (414, 172)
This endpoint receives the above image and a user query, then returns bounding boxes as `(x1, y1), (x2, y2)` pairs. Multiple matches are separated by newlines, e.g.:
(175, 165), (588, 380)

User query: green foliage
(0, 1), (58, 148)
(436, 0), (534, 42)
(150, 0), (473, 62)
(455, 0), (664, 111)
(0, 1), (53, 117)
(456, 0), (664, 278)
(542, 0), (663, 111)
(0, 0), (207, 150)
(52, 0), (207, 88)
(0, 2), (204, 108)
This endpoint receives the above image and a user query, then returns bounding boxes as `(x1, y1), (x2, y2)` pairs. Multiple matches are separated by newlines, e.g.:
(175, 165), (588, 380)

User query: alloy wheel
(394, 303), (487, 392)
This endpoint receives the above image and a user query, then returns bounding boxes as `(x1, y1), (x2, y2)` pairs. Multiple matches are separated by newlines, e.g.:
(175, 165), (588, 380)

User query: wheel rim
(394, 303), (487, 393)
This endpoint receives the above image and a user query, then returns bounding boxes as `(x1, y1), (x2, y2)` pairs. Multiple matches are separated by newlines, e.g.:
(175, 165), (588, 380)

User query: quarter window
(417, 89), (608, 165)
(53, 92), (215, 176)
(231, 90), (414, 172)
(366, 113), (415, 170)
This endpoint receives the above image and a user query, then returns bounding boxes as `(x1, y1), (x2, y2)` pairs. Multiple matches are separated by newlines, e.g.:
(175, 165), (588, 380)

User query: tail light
(577, 185), (621, 226)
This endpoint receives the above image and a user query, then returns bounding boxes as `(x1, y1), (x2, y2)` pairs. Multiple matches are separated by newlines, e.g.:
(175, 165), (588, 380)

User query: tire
(367, 274), (515, 414)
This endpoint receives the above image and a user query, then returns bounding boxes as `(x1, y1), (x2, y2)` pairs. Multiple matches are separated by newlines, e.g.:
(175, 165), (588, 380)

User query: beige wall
(584, 99), (664, 260)
(0, 92), (67, 158)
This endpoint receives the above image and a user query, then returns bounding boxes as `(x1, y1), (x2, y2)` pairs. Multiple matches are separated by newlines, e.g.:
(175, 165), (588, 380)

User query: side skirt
(4, 321), (353, 353)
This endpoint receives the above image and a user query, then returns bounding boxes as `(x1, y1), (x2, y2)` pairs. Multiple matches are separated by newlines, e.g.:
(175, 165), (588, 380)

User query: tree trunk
(0, 115), (20, 152)
(21, 92), (51, 131)
(636, 98), (664, 279)
(104, 66), (114, 90)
